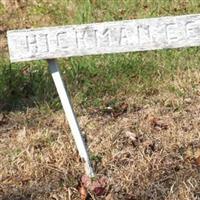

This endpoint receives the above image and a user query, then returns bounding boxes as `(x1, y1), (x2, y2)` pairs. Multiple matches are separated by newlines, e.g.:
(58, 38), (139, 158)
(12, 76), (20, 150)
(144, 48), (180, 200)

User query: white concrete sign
(7, 14), (200, 62)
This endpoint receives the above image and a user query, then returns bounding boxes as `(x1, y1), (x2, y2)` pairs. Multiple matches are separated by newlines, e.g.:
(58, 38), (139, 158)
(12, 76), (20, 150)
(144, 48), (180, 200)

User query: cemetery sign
(8, 14), (200, 62)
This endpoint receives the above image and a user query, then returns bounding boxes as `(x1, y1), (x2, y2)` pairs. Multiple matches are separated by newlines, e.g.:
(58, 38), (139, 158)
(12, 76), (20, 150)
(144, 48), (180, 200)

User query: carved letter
(96, 28), (111, 47)
(26, 34), (49, 53)
(137, 25), (151, 44)
(186, 21), (200, 39)
(26, 34), (38, 53)
(38, 34), (49, 53)
(76, 30), (87, 48)
(119, 28), (129, 46)
(166, 23), (179, 42)
(57, 32), (69, 49)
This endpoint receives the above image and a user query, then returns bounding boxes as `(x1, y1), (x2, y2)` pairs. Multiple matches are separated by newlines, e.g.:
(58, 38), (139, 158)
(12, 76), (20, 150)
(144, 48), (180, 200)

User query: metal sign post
(47, 59), (94, 177)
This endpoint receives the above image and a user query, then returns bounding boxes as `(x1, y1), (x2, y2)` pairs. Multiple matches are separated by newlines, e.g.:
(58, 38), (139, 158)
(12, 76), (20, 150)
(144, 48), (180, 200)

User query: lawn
(0, 1), (200, 199)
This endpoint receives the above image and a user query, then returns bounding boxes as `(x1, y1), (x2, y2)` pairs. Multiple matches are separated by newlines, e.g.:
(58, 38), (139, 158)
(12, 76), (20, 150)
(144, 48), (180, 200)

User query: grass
(1, 0), (200, 110)
(1, 48), (200, 110)
(0, 0), (200, 199)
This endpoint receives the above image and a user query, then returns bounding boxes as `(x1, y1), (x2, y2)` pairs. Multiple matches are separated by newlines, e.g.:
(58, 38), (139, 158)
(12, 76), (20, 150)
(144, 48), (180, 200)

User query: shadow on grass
(0, 52), (162, 112)
(1, 48), (197, 112)
(0, 59), (57, 112)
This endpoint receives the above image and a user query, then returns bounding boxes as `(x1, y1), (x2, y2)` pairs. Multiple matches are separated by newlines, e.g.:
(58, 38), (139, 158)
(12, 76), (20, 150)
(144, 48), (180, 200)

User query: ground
(1, 89), (200, 199)
(0, 1), (200, 200)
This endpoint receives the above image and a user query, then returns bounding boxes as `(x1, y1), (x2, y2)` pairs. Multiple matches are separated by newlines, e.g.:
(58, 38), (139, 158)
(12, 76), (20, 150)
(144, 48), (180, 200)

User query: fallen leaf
(102, 102), (128, 118)
(195, 155), (200, 166)
(112, 103), (128, 118)
(149, 117), (168, 130)
(0, 27), (7, 35)
(0, 113), (8, 126)
(20, 66), (31, 76)
(81, 175), (108, 197)
(78, 184), (88, 200)
(81, 175), (91, 188)
(125, 131), (137, 142)
(93, 186), (106, 196)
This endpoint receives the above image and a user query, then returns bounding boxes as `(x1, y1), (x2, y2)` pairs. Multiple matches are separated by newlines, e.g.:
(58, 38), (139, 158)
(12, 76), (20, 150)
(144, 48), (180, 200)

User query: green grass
(1, 0), (200, 110)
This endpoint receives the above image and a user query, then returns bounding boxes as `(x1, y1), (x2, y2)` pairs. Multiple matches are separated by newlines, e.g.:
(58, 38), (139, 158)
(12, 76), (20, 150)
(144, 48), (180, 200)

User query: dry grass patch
(1, 79), (200, 199)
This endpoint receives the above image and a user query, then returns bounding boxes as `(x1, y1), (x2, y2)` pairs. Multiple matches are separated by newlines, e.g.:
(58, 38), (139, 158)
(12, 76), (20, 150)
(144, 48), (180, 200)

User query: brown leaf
(195, 155), (200, 166)
(0, 27), (7, 35)
(112, 103), (128, 118)
(20, 66), (31, 76)
(81, 175), (91, 188)
(150, 117), (168, 130)
(0, 113), (8, 126)
(81, 175), (108, 197)
(91, 176), (108, 196)
(93, 186), (106, 196)
(125, 131), (137, 142)
(102, 102), (128, 118)
(79, 184), (88, 200)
